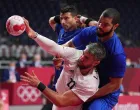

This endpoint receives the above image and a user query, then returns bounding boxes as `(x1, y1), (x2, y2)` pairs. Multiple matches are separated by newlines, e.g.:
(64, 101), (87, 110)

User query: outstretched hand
(22, 17), (37, 39)
(21, 70), (40, 87)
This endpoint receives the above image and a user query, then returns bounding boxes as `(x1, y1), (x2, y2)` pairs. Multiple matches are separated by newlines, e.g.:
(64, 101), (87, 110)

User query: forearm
(88, 21), (98, 26)
(34, 33), (64, 56)
(42, 87), (65, 107)
(80, 16), (97, 27)
(88, 83), (119, 101)
(49, 16), (57, 31)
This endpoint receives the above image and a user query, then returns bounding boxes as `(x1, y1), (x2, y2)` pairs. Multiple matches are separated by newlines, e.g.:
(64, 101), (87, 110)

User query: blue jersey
(55, 24), (85, 49)
(72, 26), (126, 103)
(50, 24), (85, 91)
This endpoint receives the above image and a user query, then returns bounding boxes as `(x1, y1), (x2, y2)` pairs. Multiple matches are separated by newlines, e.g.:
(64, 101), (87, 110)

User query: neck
(99, 32), (114, 42)
(80, 66), (94, 76)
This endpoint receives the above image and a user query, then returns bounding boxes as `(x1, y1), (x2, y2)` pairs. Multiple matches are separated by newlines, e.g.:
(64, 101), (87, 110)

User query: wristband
(33, 32), (38, 39)
(85, 18), (93, 26)
(54, 15), (60, 24)
(37, 82), (46, 92)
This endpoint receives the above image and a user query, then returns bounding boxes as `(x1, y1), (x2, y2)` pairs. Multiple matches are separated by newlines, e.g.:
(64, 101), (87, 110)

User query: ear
(114, 23), (119, 30)
(93, 61), (100, 66)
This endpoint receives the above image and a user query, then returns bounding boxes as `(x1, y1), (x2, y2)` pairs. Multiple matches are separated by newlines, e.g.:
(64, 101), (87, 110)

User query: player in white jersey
(21, 18), (106, 110)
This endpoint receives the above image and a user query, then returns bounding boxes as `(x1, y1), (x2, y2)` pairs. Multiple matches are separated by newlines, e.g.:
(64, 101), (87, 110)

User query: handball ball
(6, 15), (26, 36)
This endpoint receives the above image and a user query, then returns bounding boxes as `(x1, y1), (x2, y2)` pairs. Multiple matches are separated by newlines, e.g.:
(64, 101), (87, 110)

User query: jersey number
(67, 78), (76, 89)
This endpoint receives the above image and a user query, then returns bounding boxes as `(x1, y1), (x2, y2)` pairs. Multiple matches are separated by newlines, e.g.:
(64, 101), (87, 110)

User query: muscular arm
(42, 87), (83, 107)
(34, 33), (76, 58)
(21, 71), (83, 107)
(88, 77), (123, 101)
(88, 21), (98, 26)
(79, 16), (98, 27)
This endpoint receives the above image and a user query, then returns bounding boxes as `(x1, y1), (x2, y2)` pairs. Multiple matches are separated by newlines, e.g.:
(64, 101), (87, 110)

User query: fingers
(22, 17), (29, 25)
(20, 75), (30, 83)
(31, 70), (36, 76)
(21, 75), (28, 80)
(20, 78), (30, 83)
(24, 72), (33, 78)
(20, 75), (30, 82)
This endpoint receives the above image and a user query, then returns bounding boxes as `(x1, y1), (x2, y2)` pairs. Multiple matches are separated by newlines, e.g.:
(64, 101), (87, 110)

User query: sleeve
(34, 33), (78, 59)
(109, 54), (126, 77)
(72, 27), (97, 49)
(55, 24), (63, 35)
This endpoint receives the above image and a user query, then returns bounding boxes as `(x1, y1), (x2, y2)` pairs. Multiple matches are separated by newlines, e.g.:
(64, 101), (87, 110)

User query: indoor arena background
(0, 0), (140, 110)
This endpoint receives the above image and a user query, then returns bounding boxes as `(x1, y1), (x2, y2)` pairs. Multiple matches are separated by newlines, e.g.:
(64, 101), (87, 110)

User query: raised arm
(23, 18), (75, 58)
(78, 15), (98, 27)
(49, 15), (60, 31)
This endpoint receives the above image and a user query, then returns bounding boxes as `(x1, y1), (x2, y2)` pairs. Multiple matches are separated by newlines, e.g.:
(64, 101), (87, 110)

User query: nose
(61, 19), (65, 24)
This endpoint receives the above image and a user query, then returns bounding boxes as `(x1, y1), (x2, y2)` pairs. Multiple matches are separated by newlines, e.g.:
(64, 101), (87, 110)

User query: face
(97, 16), (118, 38)
(60, 12), (77, 31)
(77, 49), (100, 69)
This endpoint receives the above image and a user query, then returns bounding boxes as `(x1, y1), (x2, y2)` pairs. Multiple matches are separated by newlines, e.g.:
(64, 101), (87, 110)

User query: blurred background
(0, 0), (140, 110)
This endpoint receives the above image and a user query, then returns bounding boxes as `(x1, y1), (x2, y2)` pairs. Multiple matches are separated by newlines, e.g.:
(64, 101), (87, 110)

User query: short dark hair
(87, 43), (106, 61)
(101, 8), (120, 24)
(60, 5), (78, 16)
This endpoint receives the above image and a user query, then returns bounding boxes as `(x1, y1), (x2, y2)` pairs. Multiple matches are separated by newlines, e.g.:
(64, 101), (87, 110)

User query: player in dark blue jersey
(49, 5), (97, 91)
(66, 8), (126, 110)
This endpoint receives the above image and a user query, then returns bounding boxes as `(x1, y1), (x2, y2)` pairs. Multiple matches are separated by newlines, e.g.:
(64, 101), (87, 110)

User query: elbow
(52, 96), (68, 107)
(49, 17), (55, 25)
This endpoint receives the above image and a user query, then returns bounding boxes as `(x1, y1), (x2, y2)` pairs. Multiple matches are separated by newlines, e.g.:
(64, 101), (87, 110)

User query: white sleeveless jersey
(53, 48), (99, 110)
(35, 34), (99, 110)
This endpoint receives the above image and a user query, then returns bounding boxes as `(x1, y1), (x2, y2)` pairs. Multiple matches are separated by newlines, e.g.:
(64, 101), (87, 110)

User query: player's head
(97, 8), (120, 38)
(78, 43), (106, 73)
(60, 5), (78, 31)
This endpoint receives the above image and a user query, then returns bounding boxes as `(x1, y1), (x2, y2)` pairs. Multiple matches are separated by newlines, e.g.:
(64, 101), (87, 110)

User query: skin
(49, 12), (78, 32)
(21, 18), (100, 107)
(64, 16), (123, 101)
(49, 12), (98, 69)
